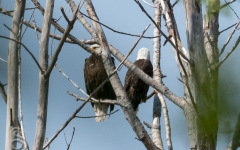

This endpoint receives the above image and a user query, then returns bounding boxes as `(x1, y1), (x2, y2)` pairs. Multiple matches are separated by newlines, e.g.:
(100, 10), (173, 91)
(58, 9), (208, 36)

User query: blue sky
(0, 0), (240, 150)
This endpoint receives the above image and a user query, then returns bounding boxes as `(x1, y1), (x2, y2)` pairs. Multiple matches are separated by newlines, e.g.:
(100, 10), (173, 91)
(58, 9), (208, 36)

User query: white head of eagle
(136, 47), (150, 60)
(90, 44), (102, 54)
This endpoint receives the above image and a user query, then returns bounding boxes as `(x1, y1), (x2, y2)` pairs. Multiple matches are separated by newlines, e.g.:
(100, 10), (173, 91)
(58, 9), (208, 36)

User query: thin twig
(6, 7), (38, 12)
(79, 11), (159, 39)
(64, 127), (75, 150)
(172, 0), (179, 7)
(54, 63), (98, 102)
(4, 24), (18, 37)
(224, 0), (239, 19)
(0, 57), (7, 63)
(67, 91), (124, 106)
(45, 2), (80, 78)
(219, 19), (240, 56)
(220, 0), (236, 10)
(75, 109), (119, 118)
(218, 36), (240, 68)
(61, 6), (70, 23)
(0, 35), (43, 73)
(0, 81), (7, 103)
(21, 7), (36, 39)
(143, 121), (153, 129)
(219, 23), (237, 34)
(142, 90), (155, 103)
(142, 0), (156, 8)
(31, 0), (94, 54)
(116, 24), (150, 71)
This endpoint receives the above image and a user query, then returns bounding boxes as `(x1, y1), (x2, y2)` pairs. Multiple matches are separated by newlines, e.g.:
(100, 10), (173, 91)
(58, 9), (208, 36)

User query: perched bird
(124, 48), (153, 113)
(84, 44), (116, 122)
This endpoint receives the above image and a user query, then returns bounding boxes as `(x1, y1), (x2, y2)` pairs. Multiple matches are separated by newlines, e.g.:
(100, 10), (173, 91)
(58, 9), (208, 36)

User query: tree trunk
(5, 0), (26, 149)
(32, 0), (54, 150)
(183, 0), (219, 149)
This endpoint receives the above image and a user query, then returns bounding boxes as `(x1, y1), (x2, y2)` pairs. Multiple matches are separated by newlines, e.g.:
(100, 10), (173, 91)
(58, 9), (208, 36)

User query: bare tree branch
(134, 0), (190, 63)
(31, 0), (94, 54)
(64, 127), (75, 150)
(54, 63), (99, 101)
(172, 0), (179, 7)
(219, 19), (240, 56)
(116, 24), (151, 70)
(218, 36), (240, 68)
(220, 0), (236, 10)
(0, 81), (7, 103)
(219, 23), (237, 34)
(223, 0), (239, 19)
(142, 90), (155, 103)
(142, 0), (156, 8)
(45, 3), (80, 78)
(67, 91), (123, 106)
(0, 57), (7, 63)
(67, 0), (159, 39)
(0, 35), (43, 73)
(158, 93), (173, 150)
(32, 0), (55, 149)
(143, 121), (153, 129)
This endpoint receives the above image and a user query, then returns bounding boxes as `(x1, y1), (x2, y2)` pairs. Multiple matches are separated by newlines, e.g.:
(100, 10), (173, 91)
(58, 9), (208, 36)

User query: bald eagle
(84, 44), (116, 122)
(124, 48), (153, 113)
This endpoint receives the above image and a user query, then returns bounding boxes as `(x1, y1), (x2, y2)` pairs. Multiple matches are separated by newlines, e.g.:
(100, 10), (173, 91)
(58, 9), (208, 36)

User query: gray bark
(5, 0), (26, 149)
(183, 0), (218, 149)
(151, 1), (164, 149)
(32, 0), (54, 150)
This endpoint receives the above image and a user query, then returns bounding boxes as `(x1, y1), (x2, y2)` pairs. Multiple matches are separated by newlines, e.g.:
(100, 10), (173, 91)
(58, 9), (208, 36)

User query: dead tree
(0, 0), (240, 150)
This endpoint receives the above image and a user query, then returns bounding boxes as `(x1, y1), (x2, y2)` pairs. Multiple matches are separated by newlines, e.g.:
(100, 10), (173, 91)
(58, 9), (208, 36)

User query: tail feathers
(93, 103), (109, 122)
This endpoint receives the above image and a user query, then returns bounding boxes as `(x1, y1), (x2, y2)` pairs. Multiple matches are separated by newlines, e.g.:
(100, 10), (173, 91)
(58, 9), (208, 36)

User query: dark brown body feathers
(84, 55), (116, 112)
(124, 59), (153, 111)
